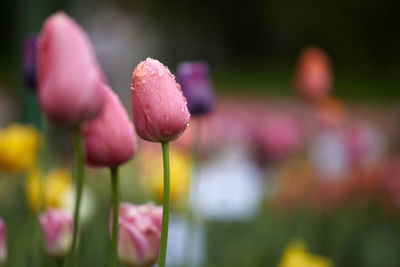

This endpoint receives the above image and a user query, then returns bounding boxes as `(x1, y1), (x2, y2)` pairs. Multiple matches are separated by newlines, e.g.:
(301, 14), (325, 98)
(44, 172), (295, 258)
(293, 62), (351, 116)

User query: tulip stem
(158, 142), (170, 267)
(39, 113), (50, 212)
(56, 258), (65, 267)
(110, 167), (120, 267)
(70, 126), (84, 266)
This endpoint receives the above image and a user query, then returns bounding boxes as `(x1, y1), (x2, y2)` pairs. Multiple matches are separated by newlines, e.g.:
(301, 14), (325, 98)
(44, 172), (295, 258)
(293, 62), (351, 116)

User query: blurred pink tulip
(381, 157), (400, 210)
(255, 113), (301, 161)
(110, 202), (162, 267)
(37, 12), (105, 125)
(84, 83), (136, 168)
(295, 46), (333, 101)
(39, 209), (73, 258)
(131, 58), (190, 142)
(0, 219), (7, 265)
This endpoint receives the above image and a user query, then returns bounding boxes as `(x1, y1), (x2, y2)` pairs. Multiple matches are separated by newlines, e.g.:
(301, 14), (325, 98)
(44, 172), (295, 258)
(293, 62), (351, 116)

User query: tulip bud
(295, 46), (333, 101)
(110, 202), (162, 267)
(22, 35), (38, 90)
(0, 219), (7, 265)
(131, 58), (190, 142)
(39, 209), (73, 258)
(84, 83), (136, 167)
(176, 61), (215, 116)
(37, 12), (105, 125)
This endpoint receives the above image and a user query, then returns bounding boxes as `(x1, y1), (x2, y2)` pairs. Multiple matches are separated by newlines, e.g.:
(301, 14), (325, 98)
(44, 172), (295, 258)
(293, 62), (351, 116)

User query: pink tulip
(131, 58), (190, 142)
(295, 46), (333, 101)
(84, 83), (136, 167)
(110, 202), (162, 267)
(0, 219), (7, 265)
(39, 209), (73, 258)
(254, 112), (301, 161)
(37, 12), (105, 125)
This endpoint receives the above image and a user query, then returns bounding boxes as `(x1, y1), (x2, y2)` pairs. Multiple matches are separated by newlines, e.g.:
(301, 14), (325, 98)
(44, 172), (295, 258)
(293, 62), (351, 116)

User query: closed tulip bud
(110, 202), (162, 267)
(37, 12), (105, 125)
(22, 35), (38, 90)
(39, 209), (73, 258)
(131, 58), (190, 142)
(0, 219), (7, 265)
(295, 46), (333, 101)
(84, 83), (136, 168)
(176, 61), (215, 116)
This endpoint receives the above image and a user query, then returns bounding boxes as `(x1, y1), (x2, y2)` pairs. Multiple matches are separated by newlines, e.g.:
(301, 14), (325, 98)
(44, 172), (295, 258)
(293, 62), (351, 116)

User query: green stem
(40, 113), (50, 175)
(70, 126), (84, 267)
(158, 142), (170, 267)
(56, 257), (65, 267)
(39, 113), (50, 213)
(32, 214), (41, 267)
(110, 167), (120, 267)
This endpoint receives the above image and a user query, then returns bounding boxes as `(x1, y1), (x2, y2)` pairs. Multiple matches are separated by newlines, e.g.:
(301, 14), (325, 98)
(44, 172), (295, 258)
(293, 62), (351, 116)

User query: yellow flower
(0, 124), (40, 172)
(278, 240), (334, 267)
(139, 147), (192, 205)
(26, 167), (72, 213)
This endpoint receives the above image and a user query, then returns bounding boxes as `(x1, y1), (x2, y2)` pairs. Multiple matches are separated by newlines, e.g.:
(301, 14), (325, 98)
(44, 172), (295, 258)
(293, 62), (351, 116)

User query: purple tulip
(0, 219), (7, 265)
(176, 61), (215, 116)
(22, 35), (38, 90)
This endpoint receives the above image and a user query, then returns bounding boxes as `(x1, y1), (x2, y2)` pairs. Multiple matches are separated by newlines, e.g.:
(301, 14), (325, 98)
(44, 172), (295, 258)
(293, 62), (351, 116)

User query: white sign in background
(194, 147), (264, 221)
(165, 215), (206, 267)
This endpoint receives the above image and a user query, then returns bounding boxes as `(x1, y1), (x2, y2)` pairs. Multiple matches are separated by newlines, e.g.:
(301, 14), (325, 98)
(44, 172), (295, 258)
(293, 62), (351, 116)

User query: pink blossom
(110, 202), (162, 266)
(84, 83), (136, 168)
(131, 58), (190, 142)
(37, 12), (105, 125)
(0, 219), (7, 265)
(39, 209), (73, 258)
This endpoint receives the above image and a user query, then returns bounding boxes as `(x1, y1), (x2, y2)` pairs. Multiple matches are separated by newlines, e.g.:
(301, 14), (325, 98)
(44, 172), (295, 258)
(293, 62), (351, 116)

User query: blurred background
(1, 0), (400, 266)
